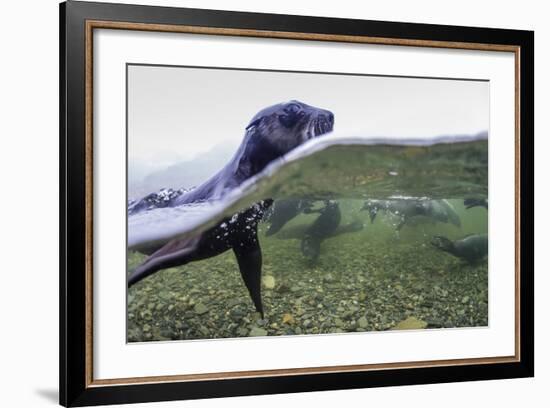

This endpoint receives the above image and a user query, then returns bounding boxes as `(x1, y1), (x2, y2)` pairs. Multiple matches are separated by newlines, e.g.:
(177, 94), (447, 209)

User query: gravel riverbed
(127, 226), (488, 342)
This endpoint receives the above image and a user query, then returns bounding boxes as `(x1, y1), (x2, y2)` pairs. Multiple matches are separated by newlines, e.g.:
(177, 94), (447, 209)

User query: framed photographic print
(59, 1), (534, 406)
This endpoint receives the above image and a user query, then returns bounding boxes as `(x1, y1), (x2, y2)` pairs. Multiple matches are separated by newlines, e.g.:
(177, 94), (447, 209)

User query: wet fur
(431, 234), (488, 264)
(128, 101), (334, 317)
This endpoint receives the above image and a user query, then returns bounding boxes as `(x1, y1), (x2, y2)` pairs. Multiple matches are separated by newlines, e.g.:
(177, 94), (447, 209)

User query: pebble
(194, 303), (209, 315)
(357, 316), (368, 329)
(227, 298), (242, 308)
(249, 327), (268, 337)
(262, 275), (276, 290)
(282, 313), (295, 324)
(127, 237), (488, 342)
(323, 273), (336, 283)
(391, 317), (428, 330)
(276, 283), (291, 293)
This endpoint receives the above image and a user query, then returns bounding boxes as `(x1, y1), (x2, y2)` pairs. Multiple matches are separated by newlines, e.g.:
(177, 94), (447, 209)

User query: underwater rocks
(357, 316), (369, 329)
(391, 317), (428, 330)
(282, 313), (295, 325)
(262, 275), (276, 289)
(127, 235), (488, 342)
(194, 303), (209, 315)
(249, 327), (268, 337)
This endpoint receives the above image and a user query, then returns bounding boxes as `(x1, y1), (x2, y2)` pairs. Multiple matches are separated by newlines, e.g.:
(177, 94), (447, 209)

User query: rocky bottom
(127, 231), (488, 342)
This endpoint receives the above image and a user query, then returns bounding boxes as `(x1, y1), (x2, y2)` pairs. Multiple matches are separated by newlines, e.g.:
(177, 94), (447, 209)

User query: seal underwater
(268, 200), (363, 260)
(431, 234), (488, 264)
(362, 198), (461, 230)
(300, 201), (343, 261)
(128, 101), (334, 317)
(264, 199), (315, 236)
(464, 197), (488, 210)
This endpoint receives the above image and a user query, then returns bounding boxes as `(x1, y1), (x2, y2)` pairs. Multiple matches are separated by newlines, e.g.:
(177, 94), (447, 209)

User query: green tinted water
(127, 198), (487, 342)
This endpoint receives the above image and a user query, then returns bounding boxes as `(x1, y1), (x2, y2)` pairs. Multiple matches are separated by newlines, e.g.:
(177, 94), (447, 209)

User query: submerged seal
(264, 199), (315, 236)
(431, 234), (488, 264)
(362, 199), (461, 230)
(464, 198), (488, 210)
(300, 201), (342, 261)
(128, 100), (334, 317)
(267, 200), (363, 260)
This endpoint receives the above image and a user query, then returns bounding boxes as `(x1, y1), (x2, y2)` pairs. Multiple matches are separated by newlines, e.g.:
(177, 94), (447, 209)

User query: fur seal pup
(464, 198), (488, 210)
(300, 201), (342, 261)
(267, 201), (363, 260)
(431, 234), (488, 264)
(362, 199), (461, 230)
(128, 101), (334, 317)
(264, 199), (315, 236)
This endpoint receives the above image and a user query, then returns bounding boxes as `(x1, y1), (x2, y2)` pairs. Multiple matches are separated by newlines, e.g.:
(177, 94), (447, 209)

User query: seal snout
(308, 109), (334, 140)
(315, 111), (334, 136)
(430, 235), (452, 252)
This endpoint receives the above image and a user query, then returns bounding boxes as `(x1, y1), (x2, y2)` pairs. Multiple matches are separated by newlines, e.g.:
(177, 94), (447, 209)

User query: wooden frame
(60, 1), (534, 406)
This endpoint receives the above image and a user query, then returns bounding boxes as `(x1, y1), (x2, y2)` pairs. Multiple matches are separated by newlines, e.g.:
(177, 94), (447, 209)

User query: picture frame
(59, 1), (534, 406)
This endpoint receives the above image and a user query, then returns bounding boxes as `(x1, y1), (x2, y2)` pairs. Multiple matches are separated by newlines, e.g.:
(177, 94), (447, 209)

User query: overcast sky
(128, 64), (489, 177)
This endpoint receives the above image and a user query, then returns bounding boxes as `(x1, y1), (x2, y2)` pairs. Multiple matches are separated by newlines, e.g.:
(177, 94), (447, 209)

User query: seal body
(264, 199), (314, 236)
(128, 101), (334, 317)
(128, 188), (186, 215)
(431, 234), (488, 264)
(464, 198), (488, 210)
(300, 201), (342, 261)
(362, 199), (461, 230)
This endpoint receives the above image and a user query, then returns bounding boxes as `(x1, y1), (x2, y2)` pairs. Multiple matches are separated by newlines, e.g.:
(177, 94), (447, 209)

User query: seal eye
(278, 104), (303, 128)
(284, 103), (301, 114)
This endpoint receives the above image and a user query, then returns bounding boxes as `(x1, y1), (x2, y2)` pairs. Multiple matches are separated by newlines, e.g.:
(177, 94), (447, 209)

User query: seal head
(431, 234), (488, 264)
(165, 100), (334, 206)
(232, 100), (334, 182)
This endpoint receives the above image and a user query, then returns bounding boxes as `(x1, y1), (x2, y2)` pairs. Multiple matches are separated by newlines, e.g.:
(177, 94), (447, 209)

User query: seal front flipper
(128, 236), (201, 287)
(301, 236), (322, 261)
(233, 235), (264, 318)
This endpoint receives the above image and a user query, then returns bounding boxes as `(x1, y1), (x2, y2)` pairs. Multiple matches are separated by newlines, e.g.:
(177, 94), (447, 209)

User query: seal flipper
(301, 235), (322, 261)
(128, 236), (201, 287)
(360, 203), (378, 223)
(233, 237), (264, 318)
